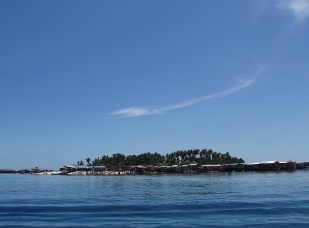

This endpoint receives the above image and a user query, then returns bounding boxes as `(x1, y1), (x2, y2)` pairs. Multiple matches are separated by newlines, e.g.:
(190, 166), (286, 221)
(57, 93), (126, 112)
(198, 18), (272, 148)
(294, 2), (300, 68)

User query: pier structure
(1, 161), (308, 175)
(54, 161), (308, 175)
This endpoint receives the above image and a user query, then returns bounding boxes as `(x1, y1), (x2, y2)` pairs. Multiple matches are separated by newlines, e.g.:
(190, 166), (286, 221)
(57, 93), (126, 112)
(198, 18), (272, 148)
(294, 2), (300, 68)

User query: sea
(0, 171), (308, 227)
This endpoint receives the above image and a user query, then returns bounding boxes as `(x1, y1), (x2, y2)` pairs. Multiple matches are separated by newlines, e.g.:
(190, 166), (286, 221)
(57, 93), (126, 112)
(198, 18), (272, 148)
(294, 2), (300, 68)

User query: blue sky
(1, 0), (309, 169)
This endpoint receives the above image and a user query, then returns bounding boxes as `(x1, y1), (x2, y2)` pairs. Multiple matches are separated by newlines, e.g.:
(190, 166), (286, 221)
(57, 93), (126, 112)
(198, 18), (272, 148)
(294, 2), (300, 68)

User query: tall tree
(111, 153), (126, 168)
(85, 157), (91, 166)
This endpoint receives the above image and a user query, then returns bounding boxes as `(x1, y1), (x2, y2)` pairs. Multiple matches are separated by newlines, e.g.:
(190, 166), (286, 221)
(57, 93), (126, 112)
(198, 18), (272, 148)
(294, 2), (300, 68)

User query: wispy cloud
(277, 0), (309, 25)
(112, 65), (266, 118)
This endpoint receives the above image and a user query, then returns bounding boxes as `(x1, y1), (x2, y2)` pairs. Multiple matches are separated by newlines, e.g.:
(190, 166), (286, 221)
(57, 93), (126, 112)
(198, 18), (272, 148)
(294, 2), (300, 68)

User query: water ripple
(0, 172), (309, 227)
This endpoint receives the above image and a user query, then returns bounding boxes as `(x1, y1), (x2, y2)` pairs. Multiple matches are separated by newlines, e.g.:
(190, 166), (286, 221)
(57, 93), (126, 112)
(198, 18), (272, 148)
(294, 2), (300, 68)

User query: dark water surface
(1, 171), (308, 227)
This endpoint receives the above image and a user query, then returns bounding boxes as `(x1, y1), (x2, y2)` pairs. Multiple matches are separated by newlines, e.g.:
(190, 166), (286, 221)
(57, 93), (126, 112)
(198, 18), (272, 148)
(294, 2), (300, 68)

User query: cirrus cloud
(112, 64), (266, 118)
(277, 0), (309, 25)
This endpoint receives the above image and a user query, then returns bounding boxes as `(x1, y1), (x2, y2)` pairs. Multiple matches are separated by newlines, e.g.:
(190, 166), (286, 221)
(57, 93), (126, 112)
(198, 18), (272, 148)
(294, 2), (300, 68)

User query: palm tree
(112, 153), (126, 168)
(85, 157), (91, 166)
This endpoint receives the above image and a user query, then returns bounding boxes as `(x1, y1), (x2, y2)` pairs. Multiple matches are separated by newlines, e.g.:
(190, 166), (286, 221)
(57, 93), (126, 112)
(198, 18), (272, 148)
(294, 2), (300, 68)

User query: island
(1, 149), (308, 175)
(60, 149), (309, 175)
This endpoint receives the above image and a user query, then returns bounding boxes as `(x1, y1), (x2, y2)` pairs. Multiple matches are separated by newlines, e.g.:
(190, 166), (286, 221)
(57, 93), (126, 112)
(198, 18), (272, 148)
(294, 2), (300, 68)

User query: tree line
(76, 149), (245, 168)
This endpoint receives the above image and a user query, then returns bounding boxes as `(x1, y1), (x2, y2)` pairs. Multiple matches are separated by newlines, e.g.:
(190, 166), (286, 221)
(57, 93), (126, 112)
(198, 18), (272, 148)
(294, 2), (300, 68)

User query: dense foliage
(76, 149), (245, 168)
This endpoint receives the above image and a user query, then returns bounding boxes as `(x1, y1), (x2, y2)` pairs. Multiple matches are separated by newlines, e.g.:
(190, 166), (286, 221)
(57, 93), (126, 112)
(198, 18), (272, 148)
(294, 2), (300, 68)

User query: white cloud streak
(113, 65), (266, 118)
(277, 0), (309, 25)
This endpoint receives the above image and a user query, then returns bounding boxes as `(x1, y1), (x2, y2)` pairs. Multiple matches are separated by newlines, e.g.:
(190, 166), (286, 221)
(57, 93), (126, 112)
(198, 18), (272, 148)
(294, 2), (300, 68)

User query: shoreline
(1, 161), (308, 175)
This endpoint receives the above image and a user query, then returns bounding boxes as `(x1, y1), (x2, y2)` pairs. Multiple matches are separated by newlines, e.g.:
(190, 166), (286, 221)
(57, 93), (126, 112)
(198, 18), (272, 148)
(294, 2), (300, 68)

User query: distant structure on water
(1, 162), (308, 175)
(53, 161), (309, 175)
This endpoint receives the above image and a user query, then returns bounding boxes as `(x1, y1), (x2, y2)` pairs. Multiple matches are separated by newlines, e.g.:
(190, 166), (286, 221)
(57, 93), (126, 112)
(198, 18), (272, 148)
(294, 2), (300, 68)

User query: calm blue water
(0, 171), (309, 227)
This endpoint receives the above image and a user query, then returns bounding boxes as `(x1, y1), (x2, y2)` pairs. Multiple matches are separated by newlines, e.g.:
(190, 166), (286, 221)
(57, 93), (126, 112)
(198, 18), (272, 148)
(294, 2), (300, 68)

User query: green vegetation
(78, 149), (244, 168)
